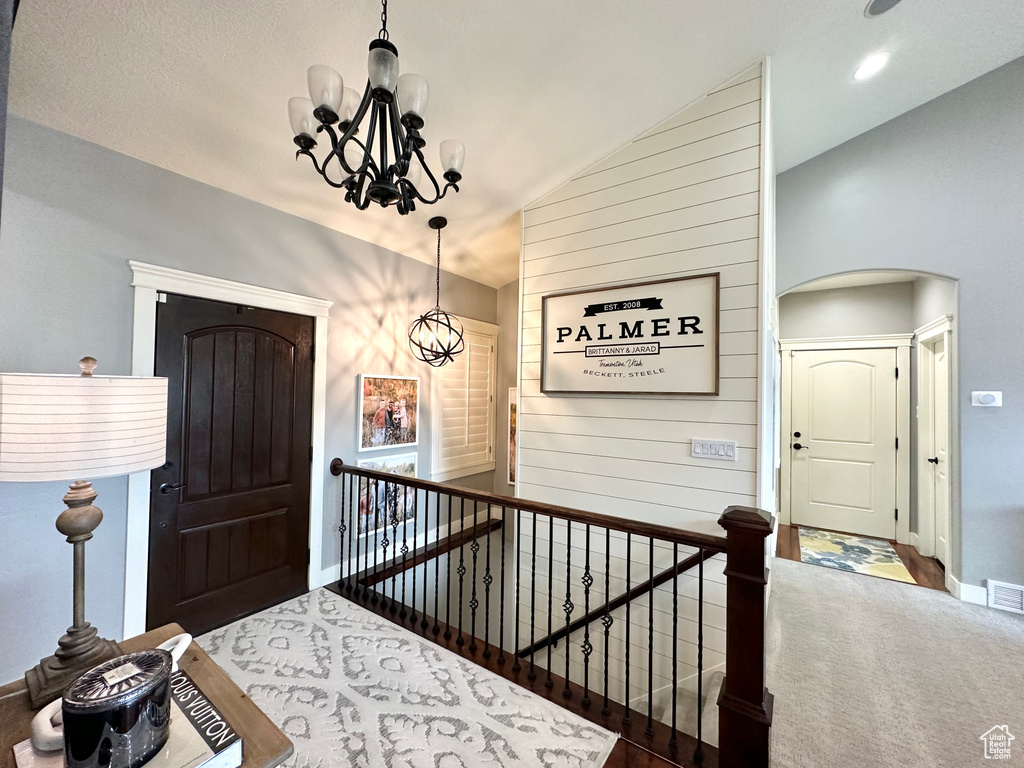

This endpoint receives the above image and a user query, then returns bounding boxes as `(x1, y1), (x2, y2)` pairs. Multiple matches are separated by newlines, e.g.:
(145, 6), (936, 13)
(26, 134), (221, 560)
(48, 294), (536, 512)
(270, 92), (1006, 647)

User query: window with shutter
(430, 317), (498, 481)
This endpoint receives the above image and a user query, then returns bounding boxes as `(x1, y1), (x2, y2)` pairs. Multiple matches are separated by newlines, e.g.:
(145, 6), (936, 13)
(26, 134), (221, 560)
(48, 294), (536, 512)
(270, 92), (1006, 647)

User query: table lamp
(0, 357), (168, 706)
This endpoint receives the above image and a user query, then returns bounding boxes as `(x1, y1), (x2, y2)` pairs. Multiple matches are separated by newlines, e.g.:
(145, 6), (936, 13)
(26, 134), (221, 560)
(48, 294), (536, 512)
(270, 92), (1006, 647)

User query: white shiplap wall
(516, 64), (768, 722)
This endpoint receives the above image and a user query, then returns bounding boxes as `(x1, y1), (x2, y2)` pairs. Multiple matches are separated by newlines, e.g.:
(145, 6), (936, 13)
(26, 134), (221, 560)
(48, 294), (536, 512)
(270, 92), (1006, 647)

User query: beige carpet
(767, 558), (1024, 767)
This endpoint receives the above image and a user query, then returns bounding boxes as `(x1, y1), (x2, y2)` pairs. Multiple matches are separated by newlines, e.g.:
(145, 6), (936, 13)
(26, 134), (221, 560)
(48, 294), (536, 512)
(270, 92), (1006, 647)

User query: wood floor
(775, 523), (948, 592)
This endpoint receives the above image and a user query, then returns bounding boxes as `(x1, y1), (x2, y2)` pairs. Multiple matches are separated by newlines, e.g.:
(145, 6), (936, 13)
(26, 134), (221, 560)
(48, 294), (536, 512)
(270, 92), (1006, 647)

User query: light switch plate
(692, 439), (738, 461)
(972, 391), (1002, 407)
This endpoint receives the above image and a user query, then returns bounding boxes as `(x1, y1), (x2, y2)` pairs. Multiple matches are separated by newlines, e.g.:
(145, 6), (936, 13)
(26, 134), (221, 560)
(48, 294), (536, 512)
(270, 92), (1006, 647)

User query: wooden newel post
(717, 505), (775, 768)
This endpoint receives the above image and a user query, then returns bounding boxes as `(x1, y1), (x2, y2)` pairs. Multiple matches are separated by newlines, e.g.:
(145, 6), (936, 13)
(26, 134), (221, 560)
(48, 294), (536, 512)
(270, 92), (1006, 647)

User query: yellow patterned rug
(797, 527), (917, 584)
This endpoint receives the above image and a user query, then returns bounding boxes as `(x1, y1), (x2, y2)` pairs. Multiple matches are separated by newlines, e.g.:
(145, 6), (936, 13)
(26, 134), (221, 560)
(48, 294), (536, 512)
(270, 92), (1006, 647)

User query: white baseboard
(946, 572), (987, 606)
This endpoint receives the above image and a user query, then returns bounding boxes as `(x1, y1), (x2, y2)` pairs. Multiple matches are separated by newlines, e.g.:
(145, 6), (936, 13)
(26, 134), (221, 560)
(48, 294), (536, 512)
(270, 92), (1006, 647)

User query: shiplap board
(516, 64), (765, 713)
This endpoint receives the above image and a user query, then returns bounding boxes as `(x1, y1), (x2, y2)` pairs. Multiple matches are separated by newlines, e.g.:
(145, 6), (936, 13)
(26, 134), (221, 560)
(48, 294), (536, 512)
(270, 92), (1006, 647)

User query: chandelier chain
(435, 228), (441, 308)
(379, 0), (389, 40)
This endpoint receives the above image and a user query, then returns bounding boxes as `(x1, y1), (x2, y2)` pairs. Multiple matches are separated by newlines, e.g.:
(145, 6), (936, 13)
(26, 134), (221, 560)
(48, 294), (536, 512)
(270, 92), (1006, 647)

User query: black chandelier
(409, 217), (465, 367)
(288, 0), (464, 215)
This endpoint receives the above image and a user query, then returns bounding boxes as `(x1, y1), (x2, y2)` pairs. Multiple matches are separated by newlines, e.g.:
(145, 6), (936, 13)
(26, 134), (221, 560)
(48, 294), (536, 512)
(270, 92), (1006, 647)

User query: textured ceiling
(8, 1), (1024, 288)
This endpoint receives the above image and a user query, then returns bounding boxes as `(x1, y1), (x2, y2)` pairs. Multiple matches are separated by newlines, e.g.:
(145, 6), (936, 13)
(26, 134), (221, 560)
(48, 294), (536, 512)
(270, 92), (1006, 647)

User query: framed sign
(541, 273), (719, 395)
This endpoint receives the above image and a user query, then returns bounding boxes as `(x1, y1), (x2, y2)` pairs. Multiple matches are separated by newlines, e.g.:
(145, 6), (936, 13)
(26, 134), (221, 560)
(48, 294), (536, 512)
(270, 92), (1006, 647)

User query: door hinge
(895, 508), (899, 521)
(309, 445), (314, 462)
(306, 547), (311, 565)
(311, 344), (316, 363)
(895, 437), (899, 450)
(895, 366), (899, 379)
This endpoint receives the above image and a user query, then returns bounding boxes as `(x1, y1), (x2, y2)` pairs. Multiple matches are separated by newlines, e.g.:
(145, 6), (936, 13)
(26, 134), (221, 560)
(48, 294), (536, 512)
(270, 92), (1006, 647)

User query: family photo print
(358, 374), (419, 451)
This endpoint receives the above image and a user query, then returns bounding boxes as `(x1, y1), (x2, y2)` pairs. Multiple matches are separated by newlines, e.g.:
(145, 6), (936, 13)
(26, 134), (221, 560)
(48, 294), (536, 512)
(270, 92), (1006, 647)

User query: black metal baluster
(420, 488), (430, 629)
(483, 503), (493, 658)
(545, 515), (554, 689)
(432, 491), (441, 635)
(372, 479), (380, 606)
(346, 473), (355, 594)
(404, 486), (413, 621)
(646, 537), (655, 738)
(444, 494), (453, 640)
(694, 548), (705, 765)
(562, 521), (573, 698)
(456, 498), (467, 647)
(358, 475), (367, 600)
(623, 532), (632, 727)
(469, 501), (480, 652)
(601, 527), (612, 715)
(581, 524), (593, 708)
(528, 511), (537, 681)
(511, 508), (521, 671)
(339, 469), (346, 586)
(669, 543), (679, 755)
(390, 482), (399, 615)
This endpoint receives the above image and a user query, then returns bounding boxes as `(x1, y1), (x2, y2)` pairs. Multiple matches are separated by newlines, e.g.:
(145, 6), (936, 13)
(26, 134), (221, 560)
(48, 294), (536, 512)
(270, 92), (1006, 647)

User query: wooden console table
(0, 623), (293, 768)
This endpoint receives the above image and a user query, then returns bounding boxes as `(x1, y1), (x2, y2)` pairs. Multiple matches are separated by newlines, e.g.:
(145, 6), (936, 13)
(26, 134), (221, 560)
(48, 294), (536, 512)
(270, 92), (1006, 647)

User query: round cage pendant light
(409, 217), (465, 367)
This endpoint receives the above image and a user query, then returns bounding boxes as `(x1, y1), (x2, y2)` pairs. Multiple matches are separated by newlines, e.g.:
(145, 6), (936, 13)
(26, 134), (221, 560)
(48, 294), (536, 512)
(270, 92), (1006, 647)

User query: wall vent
(987, 580), (1024, 614)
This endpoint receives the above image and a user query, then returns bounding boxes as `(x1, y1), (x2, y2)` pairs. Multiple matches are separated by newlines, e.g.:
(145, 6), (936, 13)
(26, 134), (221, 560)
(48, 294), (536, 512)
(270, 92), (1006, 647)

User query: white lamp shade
(439, 139), (465, 174)
(288, 97), (317, 137)
(0, 373), (168, 482)
(307, 65), (344, 112)
(397, 73), (429, 120)
(368, 45), (399, 92)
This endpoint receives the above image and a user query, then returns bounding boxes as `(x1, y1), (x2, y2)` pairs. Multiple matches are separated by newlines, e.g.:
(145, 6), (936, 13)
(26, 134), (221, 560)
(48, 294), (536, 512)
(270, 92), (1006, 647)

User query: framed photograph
(507, 387), (517, 485)
(356, 453), (418, 535)
(358, 374), (419, 451)
(540, 273), (720, 395)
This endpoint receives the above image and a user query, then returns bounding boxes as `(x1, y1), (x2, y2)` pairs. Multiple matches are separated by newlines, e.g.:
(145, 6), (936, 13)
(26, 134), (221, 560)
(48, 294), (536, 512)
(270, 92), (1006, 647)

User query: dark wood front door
(147, 293), (314, 633)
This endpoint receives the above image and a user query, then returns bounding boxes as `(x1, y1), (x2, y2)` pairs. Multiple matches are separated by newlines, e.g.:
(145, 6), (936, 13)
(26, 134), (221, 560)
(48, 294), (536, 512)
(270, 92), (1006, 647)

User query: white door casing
(789, 348), (897, 539)
(915, 316), (953, 564)
(780, 335), (911, 544)
(125, 261), (333, 638)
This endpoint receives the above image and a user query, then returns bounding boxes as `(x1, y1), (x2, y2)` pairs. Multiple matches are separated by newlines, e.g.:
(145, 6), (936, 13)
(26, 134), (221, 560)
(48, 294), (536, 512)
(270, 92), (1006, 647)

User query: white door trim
(124, 260), (333, 638)
(779, 336), (911, 544)
(914, 315), (953, 560)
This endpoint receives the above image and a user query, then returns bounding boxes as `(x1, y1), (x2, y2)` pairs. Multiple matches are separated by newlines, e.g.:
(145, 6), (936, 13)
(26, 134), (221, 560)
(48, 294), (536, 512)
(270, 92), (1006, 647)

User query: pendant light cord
(379, 0), (389, 40)
(435, 227), (442, 309)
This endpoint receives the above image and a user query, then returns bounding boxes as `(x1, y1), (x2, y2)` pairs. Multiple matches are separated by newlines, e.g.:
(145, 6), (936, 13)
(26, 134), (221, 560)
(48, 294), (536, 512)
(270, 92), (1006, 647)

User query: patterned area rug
(198, 589), (617, 768)
(798, 527), (916, 584)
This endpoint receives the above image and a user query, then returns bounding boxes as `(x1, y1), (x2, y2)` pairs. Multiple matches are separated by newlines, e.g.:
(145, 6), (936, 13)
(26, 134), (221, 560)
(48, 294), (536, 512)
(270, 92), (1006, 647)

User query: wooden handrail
(330, 458), (727, 552)
(516, 547), (717, 658)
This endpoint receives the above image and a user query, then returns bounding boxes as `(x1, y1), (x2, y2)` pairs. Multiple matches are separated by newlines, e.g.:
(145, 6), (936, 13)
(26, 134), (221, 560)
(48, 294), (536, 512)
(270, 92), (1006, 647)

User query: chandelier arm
(376, 102), (391, 182)
(404, 146), (444, 204)
(387, 98), (411, 177)
(360, 103), (382, 181)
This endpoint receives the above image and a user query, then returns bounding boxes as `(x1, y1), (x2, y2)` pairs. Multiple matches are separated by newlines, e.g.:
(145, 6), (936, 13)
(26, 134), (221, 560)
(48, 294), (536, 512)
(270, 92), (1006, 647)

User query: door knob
(159, 482), (185, 495)
(927, 457), (939, 464)
(793, 443), (807, 450)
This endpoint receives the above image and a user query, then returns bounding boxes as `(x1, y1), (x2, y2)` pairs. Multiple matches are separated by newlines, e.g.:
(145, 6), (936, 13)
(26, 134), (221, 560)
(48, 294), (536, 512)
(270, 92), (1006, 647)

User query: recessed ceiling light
(854, 51), (890, 81)
(864, 0), (904, 18)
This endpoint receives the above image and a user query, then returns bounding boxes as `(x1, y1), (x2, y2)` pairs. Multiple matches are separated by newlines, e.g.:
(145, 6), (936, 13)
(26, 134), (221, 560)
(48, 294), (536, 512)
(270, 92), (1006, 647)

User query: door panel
(932, 336), (950, 565)
(148, 294), (313, 634)
(790, 348), (897, 540)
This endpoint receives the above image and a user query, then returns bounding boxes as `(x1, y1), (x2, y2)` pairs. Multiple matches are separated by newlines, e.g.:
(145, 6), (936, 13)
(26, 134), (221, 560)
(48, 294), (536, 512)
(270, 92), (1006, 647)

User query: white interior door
(790, 348), (898, 540)
(929, 336), (951, 565)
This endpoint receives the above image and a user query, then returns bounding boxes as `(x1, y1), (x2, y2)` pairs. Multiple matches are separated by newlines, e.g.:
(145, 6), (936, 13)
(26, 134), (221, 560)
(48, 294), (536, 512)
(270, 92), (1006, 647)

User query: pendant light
(288, 0), (465, 215)
(409, 217), (465, 367)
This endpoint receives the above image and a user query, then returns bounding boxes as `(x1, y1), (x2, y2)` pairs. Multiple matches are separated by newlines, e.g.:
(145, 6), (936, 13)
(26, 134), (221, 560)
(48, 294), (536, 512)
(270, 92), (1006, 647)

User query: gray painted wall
(779, 281), (915, 339)
(777, 56), (1024, 588)
(0, 115), (497, 681)
(913, 276), (957, 331)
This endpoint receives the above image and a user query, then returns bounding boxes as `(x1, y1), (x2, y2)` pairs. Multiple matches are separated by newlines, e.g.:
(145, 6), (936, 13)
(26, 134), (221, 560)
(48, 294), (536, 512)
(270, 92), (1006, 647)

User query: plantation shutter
(431, 318), (497, 481)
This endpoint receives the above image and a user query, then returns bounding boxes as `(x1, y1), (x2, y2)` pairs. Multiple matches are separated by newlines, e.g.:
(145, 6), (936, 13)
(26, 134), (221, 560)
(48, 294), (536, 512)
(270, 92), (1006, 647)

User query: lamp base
(26, 622), (122, 708)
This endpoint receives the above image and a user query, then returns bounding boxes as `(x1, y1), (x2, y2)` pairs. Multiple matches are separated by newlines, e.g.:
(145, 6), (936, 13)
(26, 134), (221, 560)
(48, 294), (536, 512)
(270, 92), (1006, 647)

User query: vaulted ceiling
(8, 0), (1024, 287)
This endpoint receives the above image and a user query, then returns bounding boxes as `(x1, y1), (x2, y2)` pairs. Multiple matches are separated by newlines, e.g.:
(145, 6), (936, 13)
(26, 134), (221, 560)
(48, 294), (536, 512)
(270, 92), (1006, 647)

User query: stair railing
(329, 458), (773, 768)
